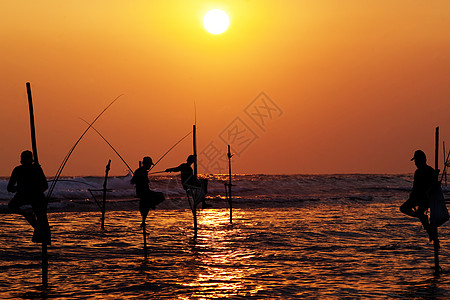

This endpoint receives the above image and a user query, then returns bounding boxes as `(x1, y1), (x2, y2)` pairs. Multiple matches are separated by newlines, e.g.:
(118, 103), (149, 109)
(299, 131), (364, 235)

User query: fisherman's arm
(7, 168), (18, 193)
(130, 168), (140, 184)
(165, 165), (182, 173)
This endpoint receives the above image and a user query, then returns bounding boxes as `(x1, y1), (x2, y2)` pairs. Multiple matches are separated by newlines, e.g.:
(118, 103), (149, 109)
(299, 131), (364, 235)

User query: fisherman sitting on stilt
(400, 150), (439, 246)
(165, 155), (211, 209)
(131, 156), (165, 227)
(7, 150), (50, 244)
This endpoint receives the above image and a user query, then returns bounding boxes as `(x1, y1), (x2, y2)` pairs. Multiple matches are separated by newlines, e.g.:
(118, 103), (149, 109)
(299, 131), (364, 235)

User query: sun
(203, 9), (229, 35)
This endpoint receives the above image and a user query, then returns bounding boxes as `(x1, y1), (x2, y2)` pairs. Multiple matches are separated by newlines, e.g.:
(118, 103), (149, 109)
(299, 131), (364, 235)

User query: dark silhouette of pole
(186, 192), (198, 239)
(143, 222), (148, 259)
(444, 142), (447, 186)
(436, 127), (439, 173)
(27, 83), (39, 163)
(26, 82), (48, 288)
(434, 126), (440, 276)
(192, 124), (198, 238)
(137, 160), (148, 258)
(193, 203), (198, 239)
(227, 145), (233, 224)
(101, 160), (111, 230)
(193, 124), (197, 177)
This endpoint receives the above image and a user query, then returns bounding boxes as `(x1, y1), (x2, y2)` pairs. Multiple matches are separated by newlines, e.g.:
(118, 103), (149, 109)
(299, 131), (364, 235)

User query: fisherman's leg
(428, 224), (438, 244)
(31, 195), (51, 244)
(191, 189), (202, 207)
(149, 191), (165, 208)
(201, 197), (211, 209)
(139, 198), (150, 227)
(8, 196), (37, 228)
(400, 198), (419, 218)
(192, 188), (210, 209)
(415, 205), (439, 242)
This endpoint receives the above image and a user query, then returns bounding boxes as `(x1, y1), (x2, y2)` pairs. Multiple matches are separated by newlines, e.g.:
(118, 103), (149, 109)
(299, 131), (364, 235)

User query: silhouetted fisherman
(131, 156), (165, 226)
(7, 150), (50, 243)
(400, 150), (439, 245)
(165, 155), (211, 208)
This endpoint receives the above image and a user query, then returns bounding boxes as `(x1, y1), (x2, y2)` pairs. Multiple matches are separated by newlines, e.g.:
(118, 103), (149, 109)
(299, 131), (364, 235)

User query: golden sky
(1, 1), (450, 176)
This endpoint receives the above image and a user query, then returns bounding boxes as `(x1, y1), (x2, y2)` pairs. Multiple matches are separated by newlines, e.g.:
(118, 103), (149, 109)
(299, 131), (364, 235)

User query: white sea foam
(0, 174), (419, 204)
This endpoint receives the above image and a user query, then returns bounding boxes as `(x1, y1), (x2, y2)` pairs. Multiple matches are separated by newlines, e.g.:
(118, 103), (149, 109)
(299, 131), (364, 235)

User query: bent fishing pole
(47, 94), (124, 199)
(79, 118), (134, 175)
(149, 130), (192, 171)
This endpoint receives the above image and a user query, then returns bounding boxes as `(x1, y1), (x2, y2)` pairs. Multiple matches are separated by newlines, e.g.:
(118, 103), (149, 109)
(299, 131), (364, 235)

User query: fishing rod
(47, 179), (98, 188)
(47, 94), (124, 199)
(149, 130), (192, 171)
(79, 118), (134, 175)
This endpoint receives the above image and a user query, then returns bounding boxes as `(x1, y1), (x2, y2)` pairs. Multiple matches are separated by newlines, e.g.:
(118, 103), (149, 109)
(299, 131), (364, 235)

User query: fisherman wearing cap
(400, 150), (439, 242)
(165, 155), (211, 208)
(7, 150), (49, 243)
(131, 156), (165, 226)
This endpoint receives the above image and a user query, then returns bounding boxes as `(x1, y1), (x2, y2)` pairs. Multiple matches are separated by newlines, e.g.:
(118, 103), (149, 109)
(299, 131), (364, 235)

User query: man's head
(142, 156), (154, 170)
(20, 150), (33, 165)
(187, 155), (196, 165)
(411, 150), (427, 167)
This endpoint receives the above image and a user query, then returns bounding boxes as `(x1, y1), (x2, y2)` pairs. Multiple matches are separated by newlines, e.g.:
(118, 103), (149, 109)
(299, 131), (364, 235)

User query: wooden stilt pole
(434, 126), (440, 276)
(443, 142), (448, 186)
(27, 83), (39, 164)
(227, 145), (233, 224)
(193, 124), (197, 177)
(193, 204), (198, 239)
(436, 127), (439, 173)
(101, 160), (111, 230)
(192, 124), (198, 238)
(143, 222), (147, 259)
(26, 82), (48, 288)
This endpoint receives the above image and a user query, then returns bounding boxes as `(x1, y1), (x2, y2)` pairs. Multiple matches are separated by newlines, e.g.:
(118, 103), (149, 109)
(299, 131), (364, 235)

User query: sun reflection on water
(180, 209), (264, 298)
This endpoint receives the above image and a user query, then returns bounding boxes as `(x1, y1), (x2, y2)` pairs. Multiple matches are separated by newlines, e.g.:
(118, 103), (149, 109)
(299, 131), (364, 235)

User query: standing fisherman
(131, 156), (165, 226)
(7, 150), (50, 243)
(165, 155), (211, 208)
(400, 150), (439, 245)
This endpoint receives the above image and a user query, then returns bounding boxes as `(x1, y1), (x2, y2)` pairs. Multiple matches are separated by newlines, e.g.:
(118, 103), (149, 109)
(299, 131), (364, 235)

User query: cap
(142, 156), (154, 165)
(411, 150), (426, 161)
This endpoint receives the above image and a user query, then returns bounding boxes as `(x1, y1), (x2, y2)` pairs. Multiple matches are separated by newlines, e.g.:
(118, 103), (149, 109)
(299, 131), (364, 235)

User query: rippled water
(2, 198), (450, 299)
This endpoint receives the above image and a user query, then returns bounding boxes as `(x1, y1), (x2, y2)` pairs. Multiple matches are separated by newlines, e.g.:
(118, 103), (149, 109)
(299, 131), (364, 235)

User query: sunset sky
(1, 1), (450, 176)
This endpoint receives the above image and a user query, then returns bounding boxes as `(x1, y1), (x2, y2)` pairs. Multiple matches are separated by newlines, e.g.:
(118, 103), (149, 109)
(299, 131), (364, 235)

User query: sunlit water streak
(1, 202), (450, 298)
(1, 174), (450, 298)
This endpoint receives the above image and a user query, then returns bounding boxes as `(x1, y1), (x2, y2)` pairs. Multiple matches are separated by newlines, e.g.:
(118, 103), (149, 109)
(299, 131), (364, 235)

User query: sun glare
(203, 9), (229, 34)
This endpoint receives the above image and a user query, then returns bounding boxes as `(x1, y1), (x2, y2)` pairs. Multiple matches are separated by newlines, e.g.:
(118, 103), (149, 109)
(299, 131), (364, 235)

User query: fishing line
(47, 94), (124, 199)
(148, 170), (167, 175)
(47, 179), (97, 188)
(149, 130), (192, 171)
(79, 118), (134, 175)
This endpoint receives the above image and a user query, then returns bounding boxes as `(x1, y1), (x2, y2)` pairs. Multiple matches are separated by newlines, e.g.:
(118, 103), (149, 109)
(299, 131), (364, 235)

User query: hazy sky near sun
(1, 1), (450, 176)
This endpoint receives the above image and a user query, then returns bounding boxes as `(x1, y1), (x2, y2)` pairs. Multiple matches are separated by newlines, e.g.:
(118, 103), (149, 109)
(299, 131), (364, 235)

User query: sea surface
(1, 174), (450, 299)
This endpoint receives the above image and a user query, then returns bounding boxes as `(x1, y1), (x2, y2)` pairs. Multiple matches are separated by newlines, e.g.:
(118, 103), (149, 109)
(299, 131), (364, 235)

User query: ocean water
(1, 174), (450, 299)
